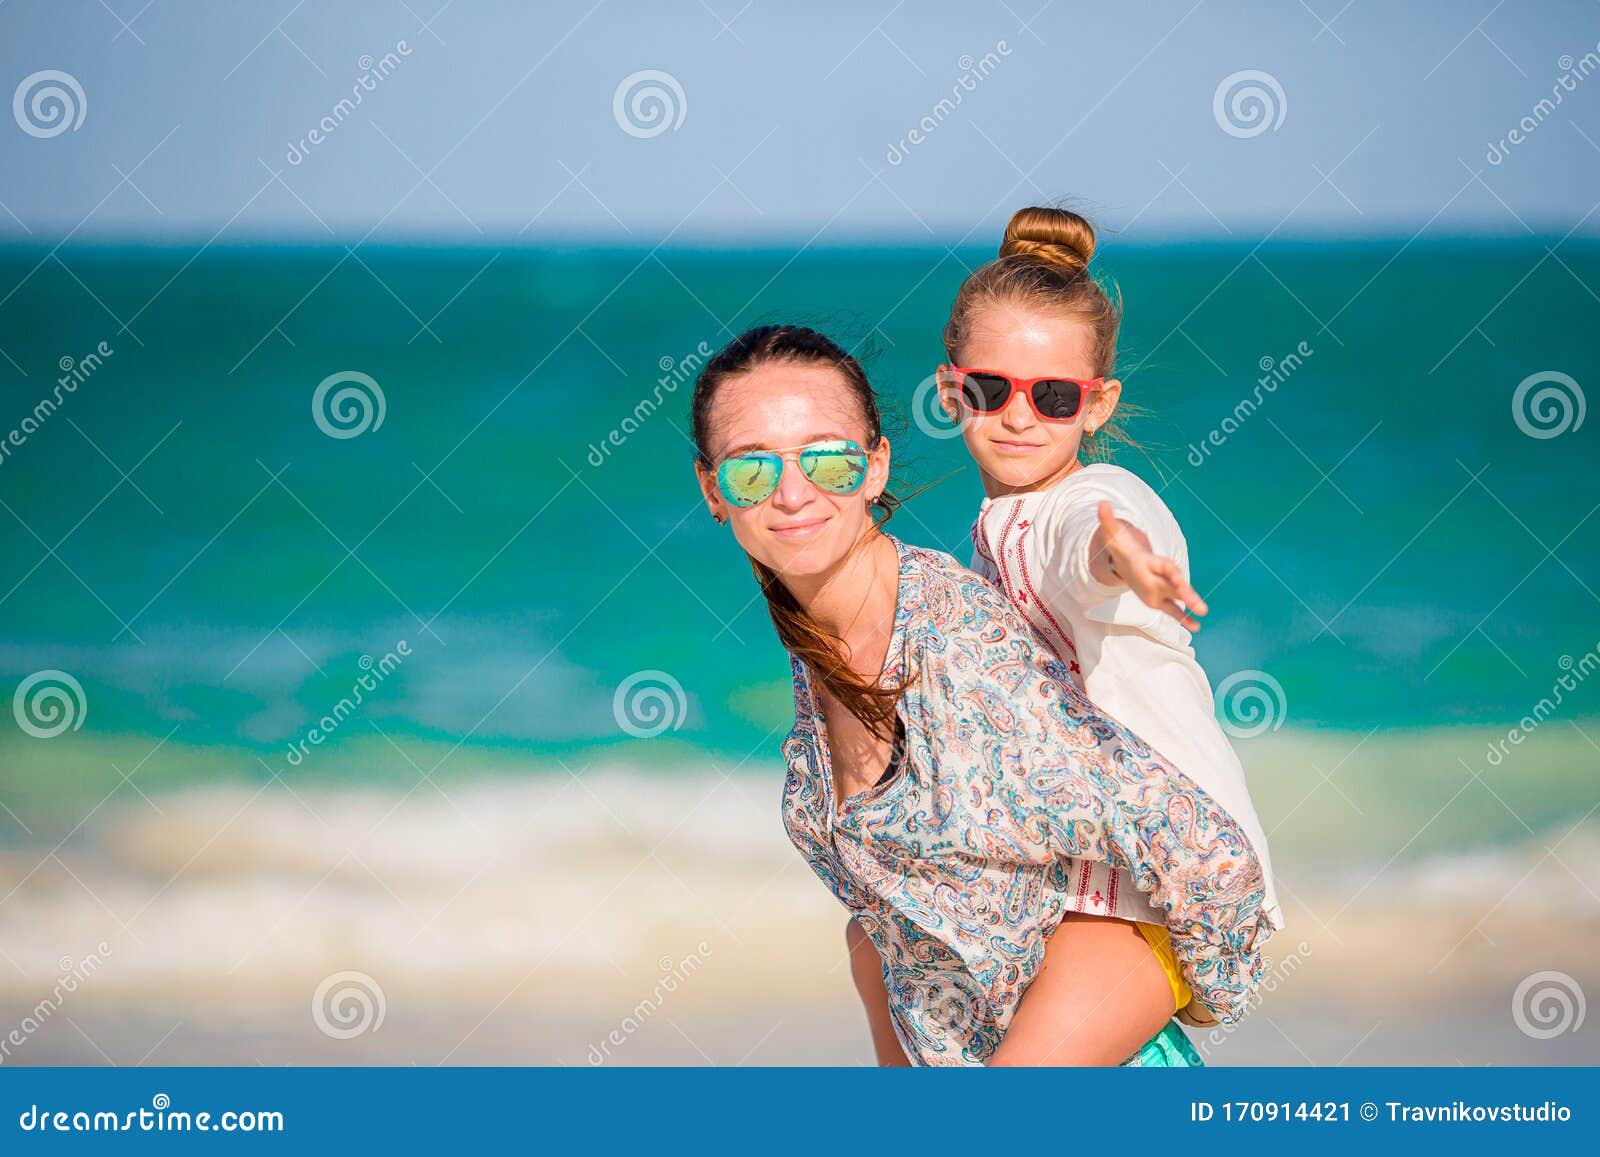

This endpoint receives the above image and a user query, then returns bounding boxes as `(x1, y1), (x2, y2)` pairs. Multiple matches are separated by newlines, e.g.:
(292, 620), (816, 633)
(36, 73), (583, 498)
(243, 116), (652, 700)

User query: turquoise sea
(0, 238), (1597, 829)
(1, 238), (1598, 1065)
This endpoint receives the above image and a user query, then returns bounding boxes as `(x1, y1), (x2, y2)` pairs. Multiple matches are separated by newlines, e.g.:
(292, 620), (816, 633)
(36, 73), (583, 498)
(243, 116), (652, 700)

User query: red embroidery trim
(1015, 524), (1080, 667)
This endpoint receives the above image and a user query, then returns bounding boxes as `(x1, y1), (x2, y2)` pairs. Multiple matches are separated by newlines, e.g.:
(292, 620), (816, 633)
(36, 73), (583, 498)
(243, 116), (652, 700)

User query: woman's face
(696, 361), (891, 581)
(943, 304), (1121, 495)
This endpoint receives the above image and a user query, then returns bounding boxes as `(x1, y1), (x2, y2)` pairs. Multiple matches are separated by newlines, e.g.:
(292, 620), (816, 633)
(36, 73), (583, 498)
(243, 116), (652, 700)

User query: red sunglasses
(945, 365), (1103, 423)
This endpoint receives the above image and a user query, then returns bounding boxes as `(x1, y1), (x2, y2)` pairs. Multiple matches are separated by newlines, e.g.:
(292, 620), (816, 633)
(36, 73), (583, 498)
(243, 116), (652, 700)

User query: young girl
(690, 324), (1271, 1067)
(927, 205), (1285, 1056)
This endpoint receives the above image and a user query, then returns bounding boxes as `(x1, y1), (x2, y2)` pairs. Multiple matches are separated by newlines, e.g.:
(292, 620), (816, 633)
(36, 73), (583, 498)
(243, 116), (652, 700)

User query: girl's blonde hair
(943, 205), (1134, 461)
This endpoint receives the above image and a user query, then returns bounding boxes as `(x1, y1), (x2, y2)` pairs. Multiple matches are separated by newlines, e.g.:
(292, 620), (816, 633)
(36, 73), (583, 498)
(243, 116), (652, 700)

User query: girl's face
(942, 304), (1121, 496)
(695, 362), (891, 581)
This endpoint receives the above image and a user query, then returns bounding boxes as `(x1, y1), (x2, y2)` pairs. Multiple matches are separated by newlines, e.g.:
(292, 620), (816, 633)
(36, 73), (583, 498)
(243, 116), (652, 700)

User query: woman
(690, 324), (1270, 1066)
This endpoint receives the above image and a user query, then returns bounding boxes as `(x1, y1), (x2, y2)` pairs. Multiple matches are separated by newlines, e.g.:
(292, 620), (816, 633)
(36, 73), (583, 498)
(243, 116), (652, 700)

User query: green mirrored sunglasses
(714, 438), (872, 508)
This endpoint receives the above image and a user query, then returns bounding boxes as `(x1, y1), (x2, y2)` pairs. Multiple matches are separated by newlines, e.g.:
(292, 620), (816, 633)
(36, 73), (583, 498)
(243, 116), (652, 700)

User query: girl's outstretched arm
(845, 918), (912, 1066)
(986, 912), (1174, 1066)
(1089, 500), (1209, 630)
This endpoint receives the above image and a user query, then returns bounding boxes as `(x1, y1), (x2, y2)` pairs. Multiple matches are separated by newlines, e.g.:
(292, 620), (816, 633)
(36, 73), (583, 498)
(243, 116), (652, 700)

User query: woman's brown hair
(943, 205), (1133, 460)
(690, 324), (904, 741)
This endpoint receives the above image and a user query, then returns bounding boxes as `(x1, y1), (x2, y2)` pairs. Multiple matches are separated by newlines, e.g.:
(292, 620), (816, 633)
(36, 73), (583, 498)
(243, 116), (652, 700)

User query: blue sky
(2, 0), (1598, 243)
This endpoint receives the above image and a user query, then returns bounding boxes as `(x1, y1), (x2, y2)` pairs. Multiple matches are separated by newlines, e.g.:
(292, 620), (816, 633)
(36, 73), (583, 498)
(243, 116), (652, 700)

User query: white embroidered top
(970, 463), (1285, 936)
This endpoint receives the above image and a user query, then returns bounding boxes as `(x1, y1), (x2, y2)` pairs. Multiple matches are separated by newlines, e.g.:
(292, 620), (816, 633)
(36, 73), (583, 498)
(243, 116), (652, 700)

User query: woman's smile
(770, 516), (830, 540)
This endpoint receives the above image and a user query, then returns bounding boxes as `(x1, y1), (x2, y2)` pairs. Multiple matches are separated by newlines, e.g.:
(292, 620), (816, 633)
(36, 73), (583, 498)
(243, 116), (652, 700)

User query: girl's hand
(1091, 501), (1208, 630)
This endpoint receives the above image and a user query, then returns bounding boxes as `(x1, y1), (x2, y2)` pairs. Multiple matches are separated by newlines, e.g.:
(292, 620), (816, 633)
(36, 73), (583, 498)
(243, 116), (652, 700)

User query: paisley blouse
(780, 535), (1271, 1066)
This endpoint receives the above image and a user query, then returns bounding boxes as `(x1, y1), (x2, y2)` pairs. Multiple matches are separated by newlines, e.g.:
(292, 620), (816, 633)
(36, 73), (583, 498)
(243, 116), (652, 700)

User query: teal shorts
(1121, 1019), (1204, 1067)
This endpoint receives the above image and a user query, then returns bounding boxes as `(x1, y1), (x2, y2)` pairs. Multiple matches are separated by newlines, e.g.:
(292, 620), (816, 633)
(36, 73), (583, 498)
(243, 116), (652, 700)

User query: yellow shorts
(1134, 921), (1193, 1015)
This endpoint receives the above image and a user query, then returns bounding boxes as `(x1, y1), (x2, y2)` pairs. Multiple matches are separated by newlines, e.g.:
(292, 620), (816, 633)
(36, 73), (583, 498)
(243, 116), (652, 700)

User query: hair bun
(998, 206), (1095, 275)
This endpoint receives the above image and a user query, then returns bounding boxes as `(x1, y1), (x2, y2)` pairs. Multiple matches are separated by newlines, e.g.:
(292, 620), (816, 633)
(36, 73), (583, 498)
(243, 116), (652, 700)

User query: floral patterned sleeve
(902, 543), (1270, 1024)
